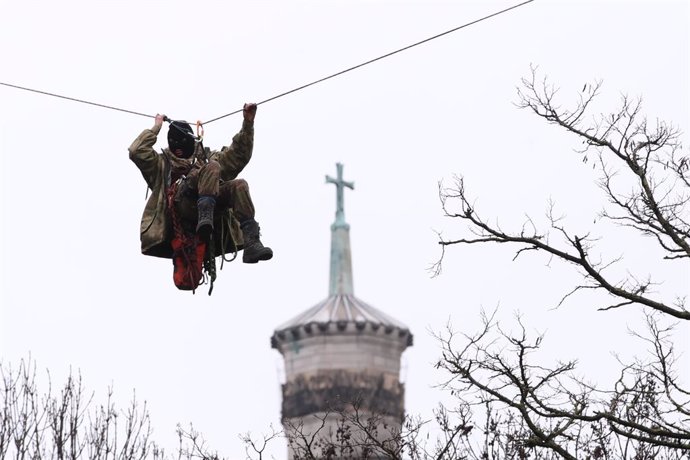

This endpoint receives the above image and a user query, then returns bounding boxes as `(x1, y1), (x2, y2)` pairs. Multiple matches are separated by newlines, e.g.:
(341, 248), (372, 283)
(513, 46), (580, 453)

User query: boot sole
(243, 251), (273, 264)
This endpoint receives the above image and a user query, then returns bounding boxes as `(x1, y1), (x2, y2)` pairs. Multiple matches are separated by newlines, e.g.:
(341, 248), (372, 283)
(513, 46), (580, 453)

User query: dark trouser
(175, 160), (256, 223)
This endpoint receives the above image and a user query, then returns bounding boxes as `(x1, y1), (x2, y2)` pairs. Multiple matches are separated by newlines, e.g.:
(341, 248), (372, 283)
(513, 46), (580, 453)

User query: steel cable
(0, 0), (535, 125)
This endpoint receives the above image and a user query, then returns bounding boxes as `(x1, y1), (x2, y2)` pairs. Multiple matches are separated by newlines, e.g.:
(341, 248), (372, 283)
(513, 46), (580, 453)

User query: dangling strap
(219, 211), (238, 267)
(204, 239), (216, 296)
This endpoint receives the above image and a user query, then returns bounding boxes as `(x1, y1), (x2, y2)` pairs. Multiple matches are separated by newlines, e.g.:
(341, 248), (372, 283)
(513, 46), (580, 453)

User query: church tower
(271, 163), (413, 459)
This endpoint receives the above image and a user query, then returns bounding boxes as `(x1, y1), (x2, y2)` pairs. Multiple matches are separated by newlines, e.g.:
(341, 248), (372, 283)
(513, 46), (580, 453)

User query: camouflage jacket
(128, 119), (254, 258)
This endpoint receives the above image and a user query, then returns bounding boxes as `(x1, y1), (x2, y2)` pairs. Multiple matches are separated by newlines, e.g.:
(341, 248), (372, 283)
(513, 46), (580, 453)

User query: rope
(0, 0), (534, 124)
(0, 82), (155, 119)
(202, 0), (534, 125)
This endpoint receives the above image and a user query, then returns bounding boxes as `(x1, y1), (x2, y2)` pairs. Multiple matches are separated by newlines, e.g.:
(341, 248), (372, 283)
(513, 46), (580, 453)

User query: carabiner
(196, 120), (205, 143)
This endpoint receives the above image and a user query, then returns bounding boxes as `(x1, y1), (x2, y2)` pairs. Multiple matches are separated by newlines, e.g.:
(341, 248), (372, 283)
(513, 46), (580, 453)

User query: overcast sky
(1, 1), (688, 458)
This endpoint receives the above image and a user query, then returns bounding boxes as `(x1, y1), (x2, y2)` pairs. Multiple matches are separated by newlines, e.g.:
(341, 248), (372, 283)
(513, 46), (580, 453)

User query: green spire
(326, 163), (354, 229)
(326, 163), (355, 295)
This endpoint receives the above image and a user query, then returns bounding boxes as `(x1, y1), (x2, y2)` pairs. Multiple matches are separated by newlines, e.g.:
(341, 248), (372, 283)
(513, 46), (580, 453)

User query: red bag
(171, 235), (207, 291)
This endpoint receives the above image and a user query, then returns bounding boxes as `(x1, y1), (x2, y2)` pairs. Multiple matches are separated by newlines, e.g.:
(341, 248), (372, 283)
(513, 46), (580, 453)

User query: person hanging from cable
(128, 102), (273, 294)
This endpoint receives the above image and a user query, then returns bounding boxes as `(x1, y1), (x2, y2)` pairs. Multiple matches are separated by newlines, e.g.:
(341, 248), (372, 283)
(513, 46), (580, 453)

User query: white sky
(1, 1), (688, 458)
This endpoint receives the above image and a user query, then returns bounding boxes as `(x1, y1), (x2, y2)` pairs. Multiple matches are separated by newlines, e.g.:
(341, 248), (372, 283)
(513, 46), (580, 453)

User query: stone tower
(271, 163), (413, 459)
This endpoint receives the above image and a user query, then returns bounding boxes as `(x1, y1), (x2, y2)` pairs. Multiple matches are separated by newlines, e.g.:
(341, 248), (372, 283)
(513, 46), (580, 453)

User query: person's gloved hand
(243, 103), (257, 122)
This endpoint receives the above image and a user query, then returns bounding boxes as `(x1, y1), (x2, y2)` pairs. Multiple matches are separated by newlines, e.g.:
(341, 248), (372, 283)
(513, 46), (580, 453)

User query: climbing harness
(163, 153), (238, 295)
(166, 181), (215, 295)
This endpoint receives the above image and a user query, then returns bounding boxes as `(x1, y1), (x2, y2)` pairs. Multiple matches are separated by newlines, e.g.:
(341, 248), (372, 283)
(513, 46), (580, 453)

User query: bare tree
(239, 425), (282, 460)
(430, 67), (689, 459)
(274, 70), (689, 460)
(283, 400), (413, 460)
(0, 358), (240, 460)
(0, 358), (163, 460)
(279, 395), (567, 460)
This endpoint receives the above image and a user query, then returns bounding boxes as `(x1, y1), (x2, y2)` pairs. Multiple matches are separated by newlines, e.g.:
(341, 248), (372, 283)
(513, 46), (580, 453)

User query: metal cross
(325, 163), (354, 226)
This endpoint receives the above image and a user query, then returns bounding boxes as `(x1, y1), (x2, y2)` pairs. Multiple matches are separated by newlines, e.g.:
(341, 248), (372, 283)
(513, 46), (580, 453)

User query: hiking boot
(241, 219), (273, 264)
(196, 196), (216, 241)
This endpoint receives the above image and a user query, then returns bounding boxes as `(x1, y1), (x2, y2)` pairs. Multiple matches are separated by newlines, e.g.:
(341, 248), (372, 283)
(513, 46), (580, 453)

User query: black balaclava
(167, 121), (196, 159)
